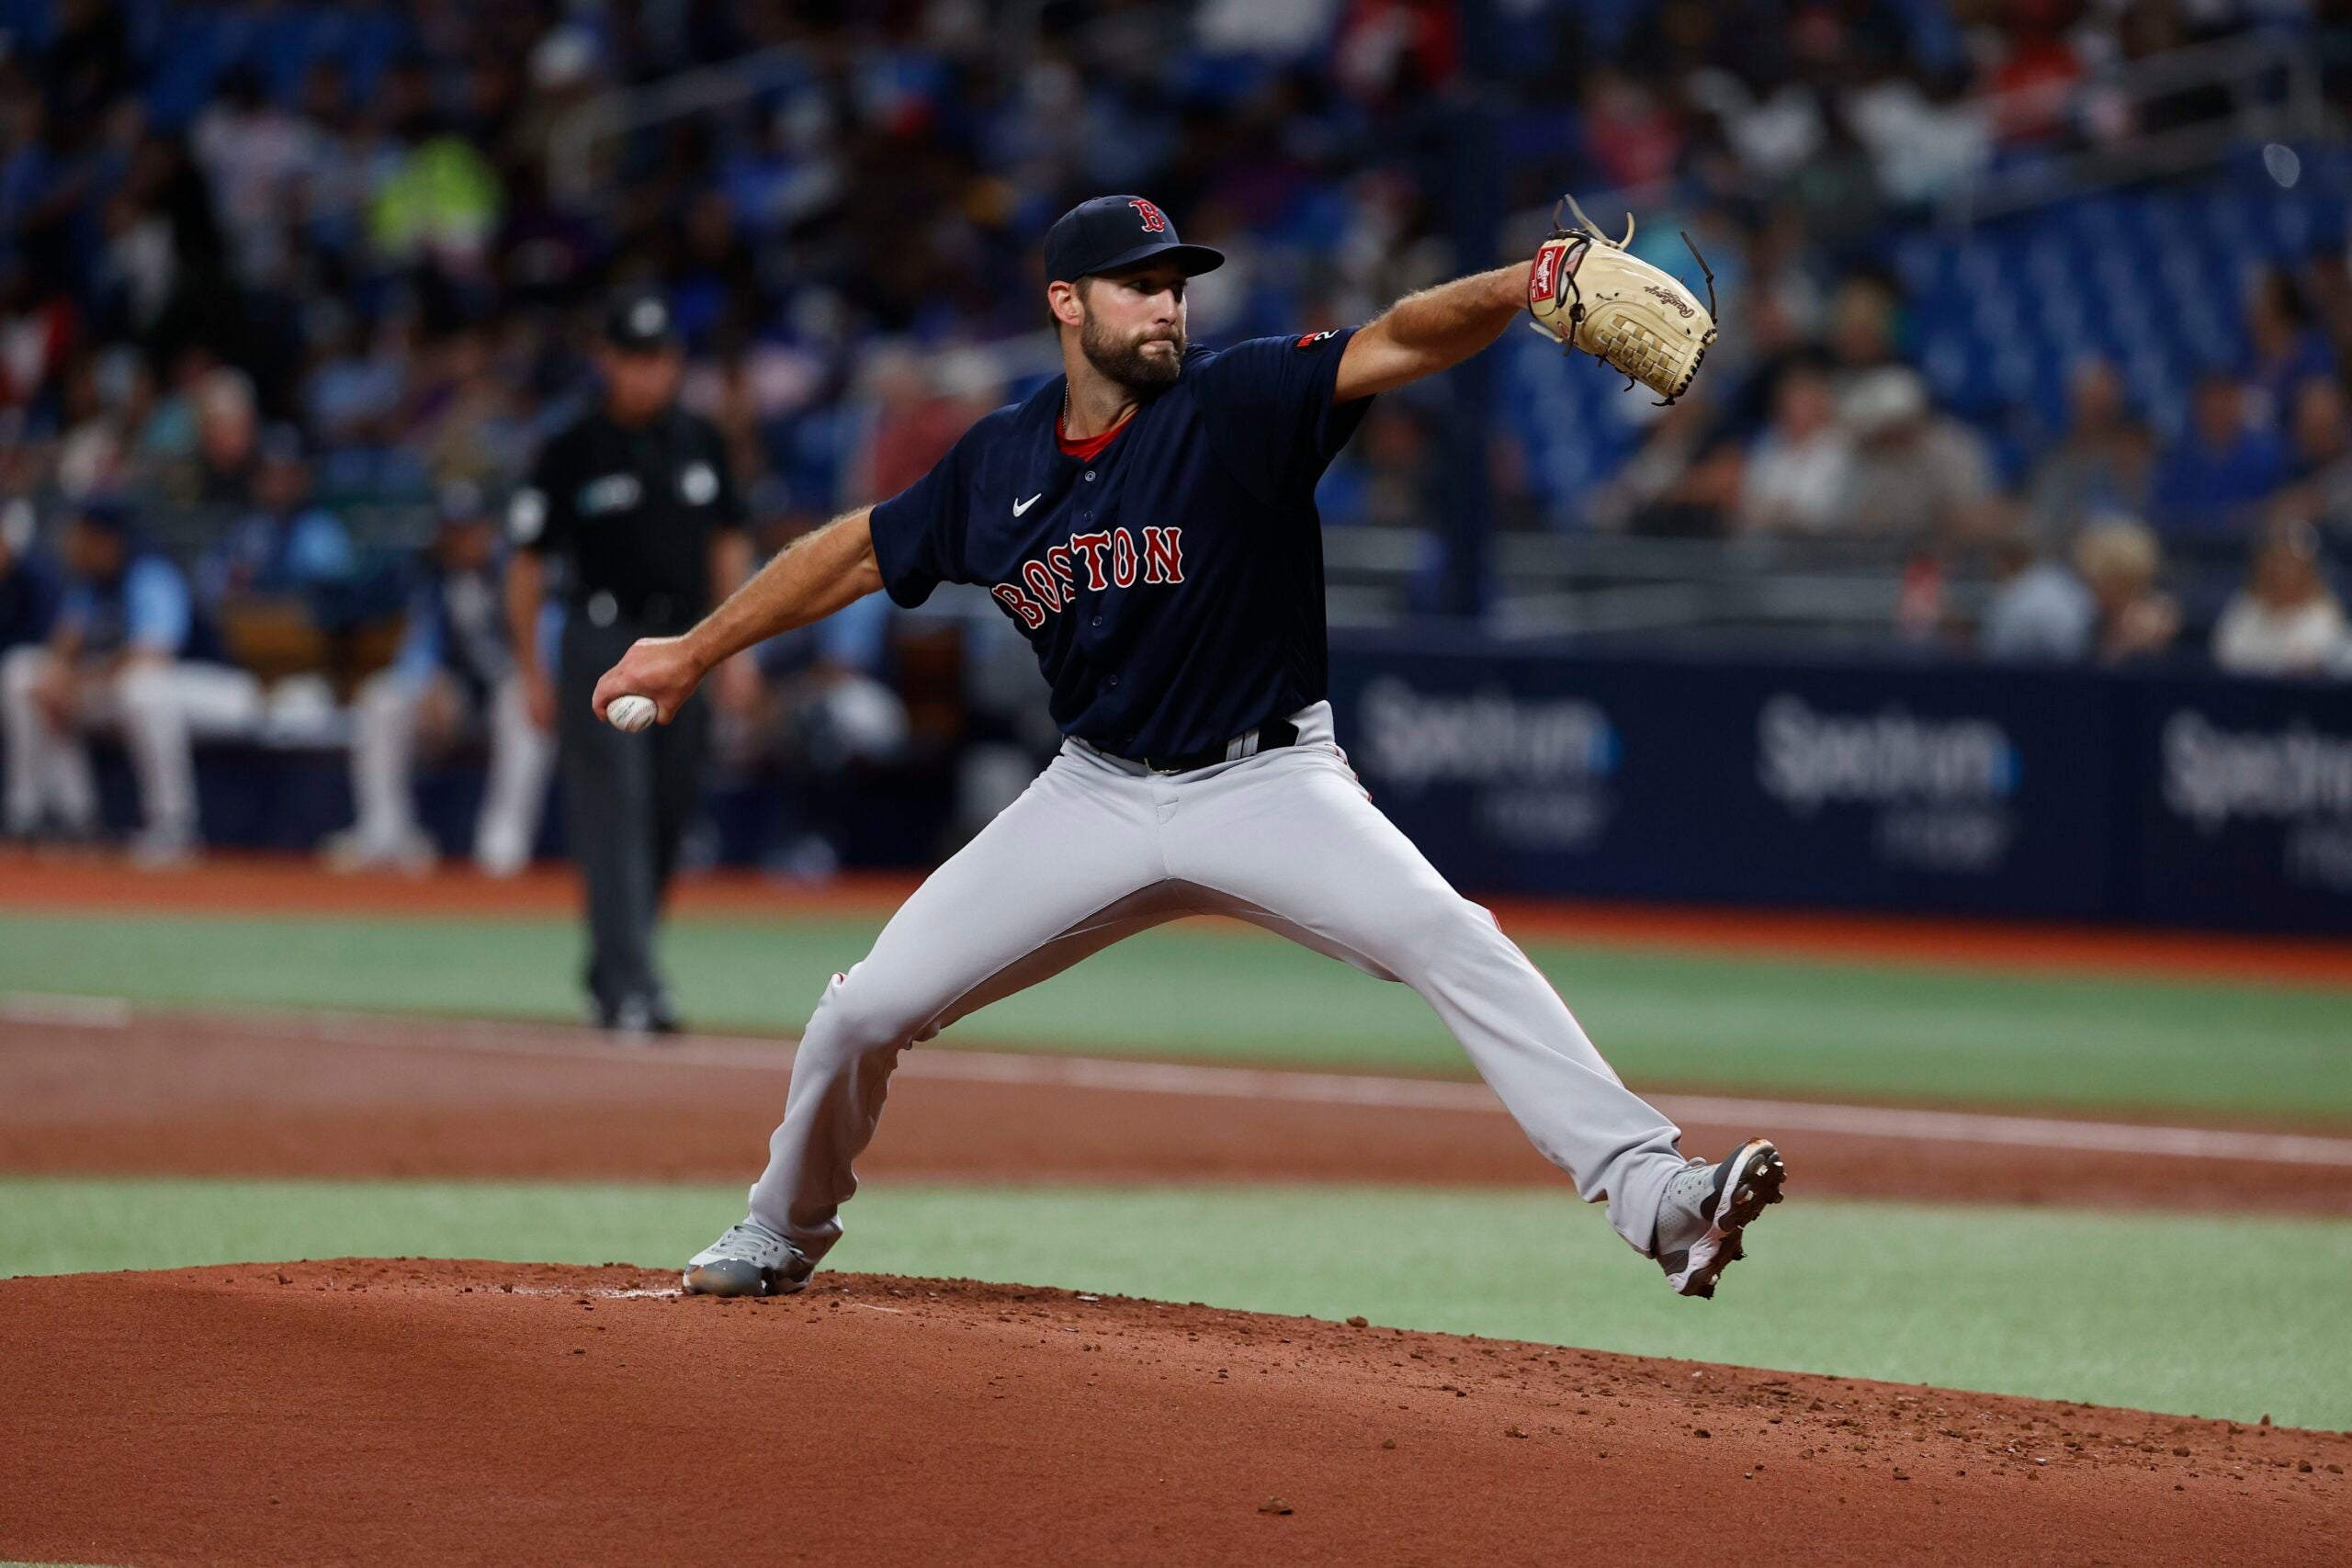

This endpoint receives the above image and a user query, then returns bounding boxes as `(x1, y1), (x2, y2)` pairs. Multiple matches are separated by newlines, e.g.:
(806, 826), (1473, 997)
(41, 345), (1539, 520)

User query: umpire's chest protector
(867, 329), (1373, 761)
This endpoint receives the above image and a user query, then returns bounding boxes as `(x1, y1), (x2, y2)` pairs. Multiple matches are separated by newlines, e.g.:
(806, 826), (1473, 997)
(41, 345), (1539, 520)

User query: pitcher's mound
(1, 1260), (2341, 1566)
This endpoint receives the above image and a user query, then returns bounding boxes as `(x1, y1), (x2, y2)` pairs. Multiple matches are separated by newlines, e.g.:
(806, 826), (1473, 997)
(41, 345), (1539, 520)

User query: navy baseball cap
(1044, 195), (1224, 284)
(603, 287), (680, 353)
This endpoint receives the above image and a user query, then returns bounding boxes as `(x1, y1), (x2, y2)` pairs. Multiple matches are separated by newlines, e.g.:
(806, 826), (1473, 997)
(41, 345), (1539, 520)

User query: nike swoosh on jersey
(1013, 493), (1043, 516)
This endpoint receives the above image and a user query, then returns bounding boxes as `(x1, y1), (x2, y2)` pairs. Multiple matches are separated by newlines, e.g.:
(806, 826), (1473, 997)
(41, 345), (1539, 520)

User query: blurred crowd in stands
(2, 0), (2351, 863)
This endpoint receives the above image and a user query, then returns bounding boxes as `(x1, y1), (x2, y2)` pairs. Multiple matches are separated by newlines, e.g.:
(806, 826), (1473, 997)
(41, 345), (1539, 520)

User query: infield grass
(6, 1175), (2348, 1429)
(5, 910), (2352, 1122)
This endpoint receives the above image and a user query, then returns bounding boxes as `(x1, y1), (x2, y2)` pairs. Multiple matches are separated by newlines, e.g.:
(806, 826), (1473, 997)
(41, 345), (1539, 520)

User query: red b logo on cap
(1128, 197), (1167, 233)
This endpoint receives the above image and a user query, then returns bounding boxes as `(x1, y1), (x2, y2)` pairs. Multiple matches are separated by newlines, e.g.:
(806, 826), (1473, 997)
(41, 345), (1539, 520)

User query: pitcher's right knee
(796, 966), (924, 1073)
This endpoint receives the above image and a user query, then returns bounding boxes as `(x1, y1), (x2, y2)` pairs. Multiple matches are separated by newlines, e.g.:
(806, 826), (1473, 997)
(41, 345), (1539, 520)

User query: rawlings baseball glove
(1526, 195), (1718, 404)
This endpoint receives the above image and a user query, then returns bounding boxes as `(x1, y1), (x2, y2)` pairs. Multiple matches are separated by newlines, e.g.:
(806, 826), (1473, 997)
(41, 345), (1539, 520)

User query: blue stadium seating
(1509, 146), (2352, 525)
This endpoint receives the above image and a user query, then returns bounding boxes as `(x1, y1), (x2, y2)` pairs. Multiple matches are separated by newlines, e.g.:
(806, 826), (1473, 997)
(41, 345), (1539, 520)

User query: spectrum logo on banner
(1756, 694), (2020, 874)
(1359, 678), (1619, 851)
(2163, 711), (2352, 892)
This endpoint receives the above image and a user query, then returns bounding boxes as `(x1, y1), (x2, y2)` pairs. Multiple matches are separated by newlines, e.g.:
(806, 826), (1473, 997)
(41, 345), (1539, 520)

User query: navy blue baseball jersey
(867, 328), (1370, 761)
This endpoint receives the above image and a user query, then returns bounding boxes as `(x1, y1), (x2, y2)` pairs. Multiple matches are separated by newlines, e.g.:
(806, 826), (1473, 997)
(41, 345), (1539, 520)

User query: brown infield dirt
(3, 1259), (2347, 1568)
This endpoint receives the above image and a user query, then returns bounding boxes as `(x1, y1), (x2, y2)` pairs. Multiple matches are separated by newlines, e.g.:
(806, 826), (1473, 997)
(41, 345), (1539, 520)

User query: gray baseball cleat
(683, 1219), (813, 1297)
(1652, 1138), (1785, 1299)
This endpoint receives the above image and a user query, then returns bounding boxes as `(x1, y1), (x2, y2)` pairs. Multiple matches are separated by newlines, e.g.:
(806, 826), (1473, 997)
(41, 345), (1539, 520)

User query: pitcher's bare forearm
(592, 509), (882, 725)
(681, 508), (881, 671)
(1334, 263), (1530, 401)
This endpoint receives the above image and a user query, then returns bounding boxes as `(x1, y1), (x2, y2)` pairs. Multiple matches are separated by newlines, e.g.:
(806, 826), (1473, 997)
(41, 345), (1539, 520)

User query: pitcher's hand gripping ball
(606, 694), (657, 733)
(1526, 194), (1718, 404)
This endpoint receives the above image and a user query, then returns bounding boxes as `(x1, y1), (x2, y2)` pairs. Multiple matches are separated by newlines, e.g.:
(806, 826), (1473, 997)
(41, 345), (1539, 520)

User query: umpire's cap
(603, 287), (680, 353)
(1045, 195), (1224, 284)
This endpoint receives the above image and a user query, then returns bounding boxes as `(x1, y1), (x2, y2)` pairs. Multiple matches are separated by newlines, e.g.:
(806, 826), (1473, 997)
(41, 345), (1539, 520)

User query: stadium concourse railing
(42, 485), (2002, 654)
(1504, 23), (2335, 248)
(17, 482), (2251, 659)
(1935, 27), (2332, 227)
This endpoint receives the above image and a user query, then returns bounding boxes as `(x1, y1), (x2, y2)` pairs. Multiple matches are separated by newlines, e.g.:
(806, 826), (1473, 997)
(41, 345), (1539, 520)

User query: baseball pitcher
(594, 194), (1783, 1302)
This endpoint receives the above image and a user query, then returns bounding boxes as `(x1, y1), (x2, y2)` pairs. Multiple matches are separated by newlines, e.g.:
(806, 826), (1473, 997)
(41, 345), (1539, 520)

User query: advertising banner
(1328, 638), (2121, 922)
(2124, 674), (2352, 931)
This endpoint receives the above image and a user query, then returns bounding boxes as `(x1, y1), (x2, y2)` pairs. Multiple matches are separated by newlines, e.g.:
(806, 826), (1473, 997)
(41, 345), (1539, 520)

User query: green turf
(5, 909), (2350, 1121)
(6, 1176), (2347, 1430)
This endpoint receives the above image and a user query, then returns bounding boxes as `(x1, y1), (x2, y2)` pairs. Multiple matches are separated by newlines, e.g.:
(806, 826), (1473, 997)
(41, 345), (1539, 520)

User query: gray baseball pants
(744, 701), (1689, 1263)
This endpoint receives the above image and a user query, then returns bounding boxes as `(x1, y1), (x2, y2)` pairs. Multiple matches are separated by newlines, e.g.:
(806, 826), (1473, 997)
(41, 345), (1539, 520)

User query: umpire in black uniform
(504, 288), (756, 1033)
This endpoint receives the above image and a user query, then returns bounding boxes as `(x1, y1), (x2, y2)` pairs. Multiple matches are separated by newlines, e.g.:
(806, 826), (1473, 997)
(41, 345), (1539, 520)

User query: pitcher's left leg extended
(1165, 712), (1689, 1254)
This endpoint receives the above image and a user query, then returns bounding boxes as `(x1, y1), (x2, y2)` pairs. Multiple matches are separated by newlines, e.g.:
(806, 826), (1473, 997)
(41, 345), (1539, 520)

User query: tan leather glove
(1527, 195), (1719, 404)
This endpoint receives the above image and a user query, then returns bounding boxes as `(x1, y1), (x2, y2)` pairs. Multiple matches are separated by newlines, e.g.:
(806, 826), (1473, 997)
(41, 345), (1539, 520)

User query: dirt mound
(1, 1261), (2343, 1567)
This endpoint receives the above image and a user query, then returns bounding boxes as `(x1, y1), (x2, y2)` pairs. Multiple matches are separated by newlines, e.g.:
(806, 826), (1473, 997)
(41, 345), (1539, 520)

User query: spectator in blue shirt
(321, 482), (552, 877)
(2154, 374), (2288, 542)
(2245, 270), (2338, 432)
(1, 498), (260, 865)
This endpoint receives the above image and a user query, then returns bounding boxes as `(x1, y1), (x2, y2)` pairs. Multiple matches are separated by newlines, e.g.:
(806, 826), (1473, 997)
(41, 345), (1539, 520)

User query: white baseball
(606, 694), (658, 733)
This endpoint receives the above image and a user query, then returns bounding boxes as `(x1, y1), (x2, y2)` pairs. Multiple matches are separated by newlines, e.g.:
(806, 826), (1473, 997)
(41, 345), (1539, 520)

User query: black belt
(1136, 718), (1299, 775)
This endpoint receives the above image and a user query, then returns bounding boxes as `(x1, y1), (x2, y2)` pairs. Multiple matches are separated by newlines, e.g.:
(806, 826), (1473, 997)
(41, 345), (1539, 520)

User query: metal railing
(1503, 27), (2333, 246)
(1939, 28), (2329, 226)
(549, 44), (811, 205)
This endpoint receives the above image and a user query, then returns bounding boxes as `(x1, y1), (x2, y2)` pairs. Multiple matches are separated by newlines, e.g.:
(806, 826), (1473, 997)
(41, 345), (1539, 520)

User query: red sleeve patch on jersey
(1295, 330), (1338, 349)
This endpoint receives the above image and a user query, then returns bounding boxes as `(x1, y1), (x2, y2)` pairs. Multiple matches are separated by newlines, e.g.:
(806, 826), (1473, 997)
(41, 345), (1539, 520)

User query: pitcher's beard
(1080, 318), (1184, 392)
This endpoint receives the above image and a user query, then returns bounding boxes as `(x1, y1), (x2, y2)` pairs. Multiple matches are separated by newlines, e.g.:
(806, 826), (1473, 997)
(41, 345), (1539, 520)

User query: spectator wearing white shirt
(2212, 519), (2349, 678)
(1980, 537), (2095, 661)
(1738, 362), (1854, 536)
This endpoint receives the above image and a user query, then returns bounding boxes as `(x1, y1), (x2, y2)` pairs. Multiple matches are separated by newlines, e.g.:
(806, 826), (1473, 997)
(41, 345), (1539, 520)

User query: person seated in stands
(2024, 358), (2154, 542)
(142, 365), (263, 513)
(321, 482), (553, 876)
(1591, 396), (1739, 536)
(2245, 270), (2337, 432)
(0, 501), (62, 656)
(1830, 367), (1998, 543)
(2073, 514), (2180, 667)
(2211, 517), (2349, 679)
(2154, 373), (2287, 542)
(1737, 360), (1853, 536)
(198, 424), (356, 607)
(2279, 376), (2352, 538)
(1979, 535), (2094, 662)
(1, 498), (260, 867)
